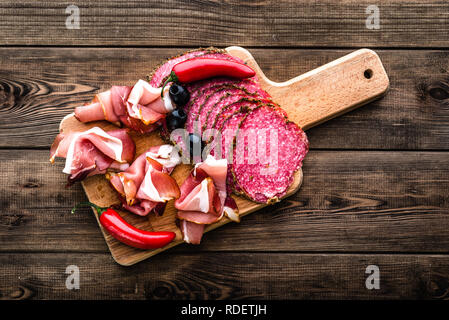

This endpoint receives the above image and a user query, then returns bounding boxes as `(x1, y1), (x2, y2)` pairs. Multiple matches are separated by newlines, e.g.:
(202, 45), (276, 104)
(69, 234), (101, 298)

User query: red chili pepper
(161, 58), (256, 96)
(72, 202), (176, 250)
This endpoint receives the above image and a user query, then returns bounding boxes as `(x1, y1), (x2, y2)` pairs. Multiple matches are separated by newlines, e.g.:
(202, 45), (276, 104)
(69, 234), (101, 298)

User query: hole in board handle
(364, 69), (373, 79)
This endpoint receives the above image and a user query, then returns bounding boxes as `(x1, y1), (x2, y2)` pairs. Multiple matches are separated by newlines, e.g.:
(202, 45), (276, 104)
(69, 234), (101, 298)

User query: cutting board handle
(226, 47), (390, 130)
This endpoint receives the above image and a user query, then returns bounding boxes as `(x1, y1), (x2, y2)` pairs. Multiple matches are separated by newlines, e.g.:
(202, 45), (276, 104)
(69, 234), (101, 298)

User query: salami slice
(212, 101), (286, 194)
(182, 77), (242, 117)
(213, 97), (284, 132)
(204, 83), (271, 132)
(208, 108), (250, 193)
(214, 99), (256, 131)
(232, 105), (309, 203)
(187, 80), (258, 132)
(196, 87), (238, 130)
(183, 77), (261, 132)
(185, 83), (235, 134)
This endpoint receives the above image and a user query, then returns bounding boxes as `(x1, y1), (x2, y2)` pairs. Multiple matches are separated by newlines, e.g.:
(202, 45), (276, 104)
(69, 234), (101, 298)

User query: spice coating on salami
(213, 99), (258, 133)
(208, 109), (249, 193)
(196, 82), (261, 131)
(204, 82), (271, 131)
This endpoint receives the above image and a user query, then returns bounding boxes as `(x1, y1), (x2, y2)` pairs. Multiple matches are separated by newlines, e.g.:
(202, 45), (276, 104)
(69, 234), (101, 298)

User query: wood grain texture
(1, 1), (449, 48)
(0, 252), (448, 300)
(2, 150), (449, 254)
(0, 0), (448, 298)
(1, 48), (449, 149)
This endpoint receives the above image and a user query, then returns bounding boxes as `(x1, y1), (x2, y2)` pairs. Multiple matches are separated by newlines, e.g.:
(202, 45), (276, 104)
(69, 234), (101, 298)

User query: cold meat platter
(52, 46), (389, 265)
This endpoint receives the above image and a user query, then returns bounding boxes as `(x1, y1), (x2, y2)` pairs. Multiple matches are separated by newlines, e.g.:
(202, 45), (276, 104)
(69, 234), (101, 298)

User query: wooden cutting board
(58, 47), (389, 265)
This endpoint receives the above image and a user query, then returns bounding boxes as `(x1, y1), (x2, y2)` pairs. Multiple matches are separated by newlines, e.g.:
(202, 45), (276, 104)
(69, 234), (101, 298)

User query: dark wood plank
(1, 48), (449, 149)
(0, 252), (448, 299)
(1, 1), (449, 47)
(2, 150), (448, 253)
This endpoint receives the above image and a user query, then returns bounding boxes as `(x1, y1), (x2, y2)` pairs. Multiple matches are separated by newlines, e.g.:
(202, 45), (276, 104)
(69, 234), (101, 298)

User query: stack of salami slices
(150, 48), (309, 204)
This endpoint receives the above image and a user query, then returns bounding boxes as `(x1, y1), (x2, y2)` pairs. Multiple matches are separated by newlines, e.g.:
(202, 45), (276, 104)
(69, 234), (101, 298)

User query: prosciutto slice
(107, 145), (181, 216)
(74, 80), (174, 133)
(176, 176), (222, 216)
(175, 155), (239, 244)
(50, 127), (135, 185)
(179, 220), (205, 245)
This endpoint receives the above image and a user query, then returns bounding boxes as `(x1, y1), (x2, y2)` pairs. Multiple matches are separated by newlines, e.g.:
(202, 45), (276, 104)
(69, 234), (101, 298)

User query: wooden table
(1, 1), (448, 300)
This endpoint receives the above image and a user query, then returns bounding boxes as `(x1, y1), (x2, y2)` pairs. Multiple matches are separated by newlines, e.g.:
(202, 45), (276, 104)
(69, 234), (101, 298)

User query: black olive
(169, 83), (190, 107)
(166, 108), (187, 131)
(172, 108), (187, 122)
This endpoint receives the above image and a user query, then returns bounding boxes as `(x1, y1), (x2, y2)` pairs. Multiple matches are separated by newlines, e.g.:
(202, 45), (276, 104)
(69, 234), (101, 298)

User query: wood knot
(152, 285), (171, 299)
(429, 87), (449, 101)
(0, 86), (16, 108)
(145, 281), (175, 300)
(22, 180), (40, 188)
(0, 214), (25, 228)
(0, 78), (29, 110)
(2, 286), (34, 300)
(326, 196), (344, 209)
(427, 276), (449, 299)
(427, 82), (449, 101)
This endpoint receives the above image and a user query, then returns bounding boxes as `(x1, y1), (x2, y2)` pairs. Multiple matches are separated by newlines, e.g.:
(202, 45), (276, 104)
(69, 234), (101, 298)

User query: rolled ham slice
(175, 155), (240, 244)
(74, 80), (172, 133)
(50, 127), (135, 185)
(146, 144), (181, 173)
(195, 155), (240, 222)
(107, 145), (181, 216)
(223, 196), (240, 223)
(175, 177), (221, 215)
(110, 86), (131, 117)
(180, 220), (205, 245)
(75, 89), (121, 124)
(194, 155), (227, 211)
(128, 80), (174, 113)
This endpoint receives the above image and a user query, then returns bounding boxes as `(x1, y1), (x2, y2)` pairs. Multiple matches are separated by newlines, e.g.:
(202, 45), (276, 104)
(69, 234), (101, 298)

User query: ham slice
(74, 80), (172, 133)
(175, 155), (240, 244)
(175, 177), (221, 214)
(223, 196), (240, 223)
(110, 86), (131, 117)
(107, 145), (181, 216)
(194, 155), (227, 209)
(119, 115), (160, 134)
(146, 144), (181, 173)
(122, 199), (158, 216)
(128, 80), (174, 114)
(127, 102), (166, 126)
(195, 155), (240, 222)
(50, 127), (135, 185)
(127, 80), (161, 108)
(180, 220), (205, 245)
